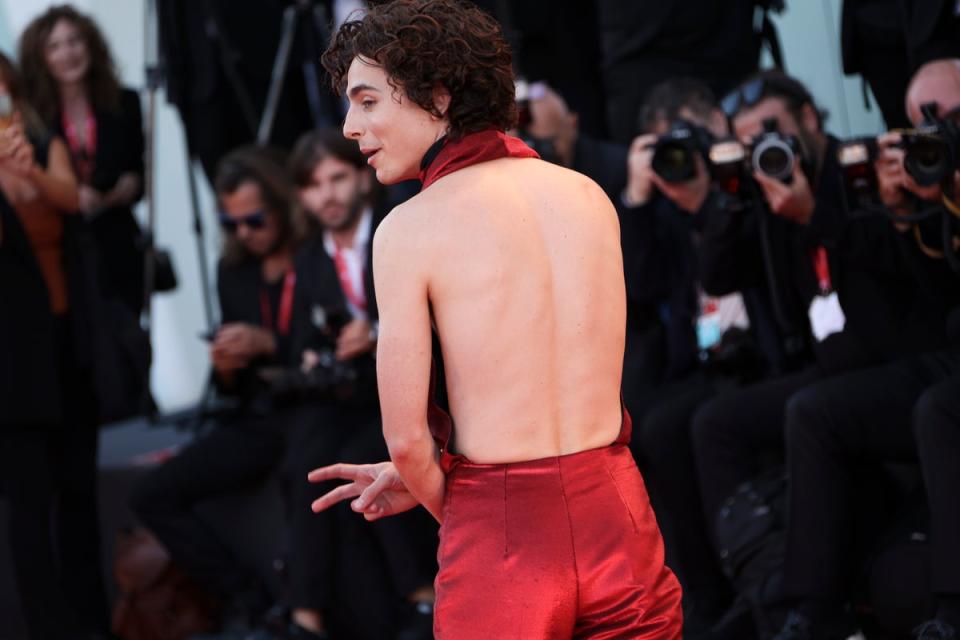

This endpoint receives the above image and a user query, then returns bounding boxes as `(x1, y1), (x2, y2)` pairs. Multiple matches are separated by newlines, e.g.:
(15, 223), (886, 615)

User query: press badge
(808, 292), (846, 342)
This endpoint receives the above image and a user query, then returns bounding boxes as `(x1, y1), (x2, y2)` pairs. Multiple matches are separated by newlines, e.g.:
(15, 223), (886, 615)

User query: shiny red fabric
(418, 129), (539, 189)
(432, 407), (683, 639)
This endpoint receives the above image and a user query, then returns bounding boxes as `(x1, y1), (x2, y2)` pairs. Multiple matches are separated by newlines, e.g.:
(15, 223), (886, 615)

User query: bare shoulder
(371, 196), (438, 277)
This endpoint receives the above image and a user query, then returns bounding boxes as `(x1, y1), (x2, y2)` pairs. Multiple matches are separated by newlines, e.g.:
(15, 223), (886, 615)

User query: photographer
(520, 82), (628, 202)
(689, 70), (943, 593)
(619, 77), (779, 637)
(768, 58), (960, 640)
(131, 147), (319, 633)
(286, 129), (437, 640)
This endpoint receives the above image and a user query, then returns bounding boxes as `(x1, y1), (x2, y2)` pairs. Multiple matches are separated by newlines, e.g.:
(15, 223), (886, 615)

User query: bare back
(398, 157), (625, 463)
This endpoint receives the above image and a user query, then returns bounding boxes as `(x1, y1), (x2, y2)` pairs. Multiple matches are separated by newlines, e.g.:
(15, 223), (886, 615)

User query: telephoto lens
(902, 102), (960, 187)
(751, 118), (798, 183)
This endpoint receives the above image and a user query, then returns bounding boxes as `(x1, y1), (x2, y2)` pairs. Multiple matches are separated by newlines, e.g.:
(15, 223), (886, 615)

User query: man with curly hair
(308, 1), (683, 637)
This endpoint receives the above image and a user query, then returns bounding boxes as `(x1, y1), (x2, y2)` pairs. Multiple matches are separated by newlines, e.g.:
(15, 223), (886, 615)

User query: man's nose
(343, 106), (361, 140)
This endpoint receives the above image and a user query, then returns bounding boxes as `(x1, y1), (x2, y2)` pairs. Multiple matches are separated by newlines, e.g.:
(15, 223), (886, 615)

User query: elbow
(384, 427), (431, 466)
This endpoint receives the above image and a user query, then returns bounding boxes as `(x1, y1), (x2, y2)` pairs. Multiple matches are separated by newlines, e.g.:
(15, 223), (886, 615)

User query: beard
(326, 194), (366, 233)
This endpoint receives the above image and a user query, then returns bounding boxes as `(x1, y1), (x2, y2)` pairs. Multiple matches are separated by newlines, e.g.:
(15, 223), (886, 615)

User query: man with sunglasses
(131, 146), (318, 634)
(688, 70), (948, 637)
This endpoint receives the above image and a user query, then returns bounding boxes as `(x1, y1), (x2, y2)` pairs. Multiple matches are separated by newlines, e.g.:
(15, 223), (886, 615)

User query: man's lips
(360, 148), (380, 164)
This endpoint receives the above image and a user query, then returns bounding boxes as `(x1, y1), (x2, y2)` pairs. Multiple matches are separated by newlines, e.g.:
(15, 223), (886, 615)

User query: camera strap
(259, 270), (296, 336)
(810, 246), (833, 294)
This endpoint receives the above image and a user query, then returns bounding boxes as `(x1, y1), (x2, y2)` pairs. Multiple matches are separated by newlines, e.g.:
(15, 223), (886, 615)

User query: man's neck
(330, 213), (364, 250)
(261, 249), (292, 282)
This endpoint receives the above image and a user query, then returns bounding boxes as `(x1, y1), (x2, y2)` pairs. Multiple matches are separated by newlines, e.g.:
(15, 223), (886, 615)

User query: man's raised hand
(308, 461), (420, 521)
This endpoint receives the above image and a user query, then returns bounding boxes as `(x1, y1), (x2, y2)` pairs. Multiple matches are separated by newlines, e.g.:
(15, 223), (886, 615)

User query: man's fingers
(354, 470), (394, 510)
(308, 463), (365, 483)
(311, 483), (363, 513)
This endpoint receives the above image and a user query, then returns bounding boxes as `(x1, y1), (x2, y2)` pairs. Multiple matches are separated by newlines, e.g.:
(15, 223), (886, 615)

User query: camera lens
(904, 135), (950, 187)
(752, 138), (795, 182)
(652, 142), (696, 183)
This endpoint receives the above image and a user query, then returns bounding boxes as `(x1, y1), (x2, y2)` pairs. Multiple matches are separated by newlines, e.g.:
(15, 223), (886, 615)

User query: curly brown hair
(18, 5), (121, 126)
(321, 0), (517, 140)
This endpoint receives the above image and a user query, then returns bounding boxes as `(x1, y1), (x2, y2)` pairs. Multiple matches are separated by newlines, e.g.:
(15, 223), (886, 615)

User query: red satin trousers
(432, 443), (683, 639)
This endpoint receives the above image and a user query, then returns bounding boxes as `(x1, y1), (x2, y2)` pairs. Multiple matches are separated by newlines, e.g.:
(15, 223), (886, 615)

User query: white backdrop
(0, 0), (887, 414)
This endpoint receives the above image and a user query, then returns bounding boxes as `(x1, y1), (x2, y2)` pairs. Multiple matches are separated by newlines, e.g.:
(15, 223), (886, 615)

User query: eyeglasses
(720, 77), (812, 119)
(218, 210), (267, 233)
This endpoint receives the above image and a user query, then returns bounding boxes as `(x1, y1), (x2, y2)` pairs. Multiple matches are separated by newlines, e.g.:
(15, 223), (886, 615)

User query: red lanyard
(810, 246), (833, 294)
(61, 109), (97, 183)
(259, 271), (296, 336)
(333, 247), (367, 312)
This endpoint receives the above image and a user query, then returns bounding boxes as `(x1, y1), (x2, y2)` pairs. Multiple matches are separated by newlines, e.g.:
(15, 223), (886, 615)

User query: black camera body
(258, 351), (362, 405)
(902, 102), (960, 187)
(750, 118), (799, 183)
(650, 119), (714, 183)
(257, 304), (375, 406)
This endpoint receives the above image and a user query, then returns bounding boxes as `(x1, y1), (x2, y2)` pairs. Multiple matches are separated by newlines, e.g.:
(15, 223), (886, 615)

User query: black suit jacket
(291, 206), (386, 359)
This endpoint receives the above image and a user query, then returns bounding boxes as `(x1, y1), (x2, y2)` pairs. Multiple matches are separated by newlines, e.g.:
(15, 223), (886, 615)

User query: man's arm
(372, 214), (445, 522)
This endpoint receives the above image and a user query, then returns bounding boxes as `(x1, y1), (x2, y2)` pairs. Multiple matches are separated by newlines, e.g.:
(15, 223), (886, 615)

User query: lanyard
(61, 109), (97, 183)
(810, 246), (833, 294)
(333, 247), (367, 312)
(259, 271), (297, 336)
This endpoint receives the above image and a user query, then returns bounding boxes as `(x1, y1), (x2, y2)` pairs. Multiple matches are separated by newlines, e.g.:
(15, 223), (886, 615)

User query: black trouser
(131, 402), (436, 614)
(630, 372), (730, 599)
(691, 368), (821, 529)
(780, 351), (960, 602)
(2, 316), (107, 639)
(915, 374), (960, 597)
(309, 423), (438, 640)
(282, 405), (437, 613)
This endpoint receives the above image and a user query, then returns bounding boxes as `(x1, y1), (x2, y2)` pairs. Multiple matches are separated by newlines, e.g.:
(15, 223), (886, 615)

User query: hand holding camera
(753, 160), (814, 225)
(210, 323), (276, 374)
(874, 131), (949, 219)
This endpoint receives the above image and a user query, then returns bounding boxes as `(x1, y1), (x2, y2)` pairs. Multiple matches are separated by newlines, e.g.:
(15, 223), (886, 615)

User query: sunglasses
(218, 210), (267, 233)
(720, 77), (811, 119)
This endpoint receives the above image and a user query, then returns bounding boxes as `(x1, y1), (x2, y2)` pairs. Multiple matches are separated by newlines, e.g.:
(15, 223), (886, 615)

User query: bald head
(906, 58), (960, 125)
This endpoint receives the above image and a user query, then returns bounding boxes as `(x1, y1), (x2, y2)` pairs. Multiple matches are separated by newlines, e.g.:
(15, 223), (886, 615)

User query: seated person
(131, 146), (431, 640)
(771, 57), (960, 640)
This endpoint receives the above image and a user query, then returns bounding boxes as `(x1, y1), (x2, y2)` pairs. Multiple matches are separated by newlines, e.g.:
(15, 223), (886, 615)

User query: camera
(751, 118), (799, 183)
(257, 351), (362, 404)
(837, 136), (879, 209)
(257, 304), (375, 405)
(650, 120), (714, 183)
(901, 102), (960, 187)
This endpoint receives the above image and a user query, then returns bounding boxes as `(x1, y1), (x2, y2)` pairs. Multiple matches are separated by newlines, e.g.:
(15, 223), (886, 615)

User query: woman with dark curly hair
(307, 1), (684, 638)
(19, 4), (146, 314)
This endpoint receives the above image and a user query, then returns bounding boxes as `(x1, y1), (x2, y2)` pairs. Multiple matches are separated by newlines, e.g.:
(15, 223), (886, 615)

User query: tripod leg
(258, 5), (299, 145)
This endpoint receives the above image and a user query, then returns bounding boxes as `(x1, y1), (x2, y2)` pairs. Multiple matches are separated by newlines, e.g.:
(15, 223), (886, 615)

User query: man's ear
(800, 102), (821, 135)
(433, 84), (452, 118)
